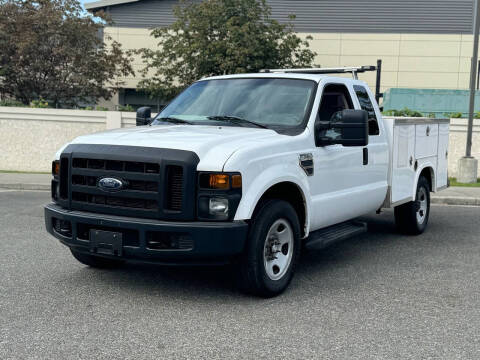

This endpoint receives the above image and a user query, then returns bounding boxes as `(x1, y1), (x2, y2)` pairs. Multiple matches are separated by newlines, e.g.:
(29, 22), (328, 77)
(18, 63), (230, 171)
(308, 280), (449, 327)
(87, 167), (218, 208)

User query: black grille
(57, 144), (199, 221)
(72, 158), (160, 174)
(72, 174), (158, 192)
(70, 157), (163, 215)
(72, 192), (158, 210)
(165, 165), (183, 211)
(59, 158), (69, 199)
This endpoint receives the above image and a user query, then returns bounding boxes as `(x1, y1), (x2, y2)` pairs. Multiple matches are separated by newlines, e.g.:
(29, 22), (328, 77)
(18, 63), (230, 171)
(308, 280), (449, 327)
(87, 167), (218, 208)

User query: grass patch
(0, 170), (49, 174)
(449, 177), (480, 187)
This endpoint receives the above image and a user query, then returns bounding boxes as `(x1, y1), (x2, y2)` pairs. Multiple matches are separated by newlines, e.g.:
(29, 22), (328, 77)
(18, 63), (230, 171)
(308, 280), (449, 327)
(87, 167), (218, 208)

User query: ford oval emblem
(98, 177), (124, 192)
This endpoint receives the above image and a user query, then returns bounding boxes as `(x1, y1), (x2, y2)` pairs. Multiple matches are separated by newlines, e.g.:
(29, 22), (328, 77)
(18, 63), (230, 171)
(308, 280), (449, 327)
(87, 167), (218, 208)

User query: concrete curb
(431, 196), (480, 206)
(0, 183), (50, 191)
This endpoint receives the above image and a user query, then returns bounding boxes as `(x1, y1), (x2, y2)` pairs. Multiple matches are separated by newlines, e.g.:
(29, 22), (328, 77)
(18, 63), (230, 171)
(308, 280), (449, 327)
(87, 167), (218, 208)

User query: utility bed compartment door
(415, 124), (438, 159)
(391, 124), (416, 203)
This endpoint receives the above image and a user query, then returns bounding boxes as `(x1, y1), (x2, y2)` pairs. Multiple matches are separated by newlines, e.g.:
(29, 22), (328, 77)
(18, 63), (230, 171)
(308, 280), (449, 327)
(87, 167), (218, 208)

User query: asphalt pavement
(1, 190), (479, 359)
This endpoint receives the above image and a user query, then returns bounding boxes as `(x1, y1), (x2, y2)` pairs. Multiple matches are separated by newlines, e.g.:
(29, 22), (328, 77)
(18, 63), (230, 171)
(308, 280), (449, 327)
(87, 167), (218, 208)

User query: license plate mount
(89, 229), (123, 256)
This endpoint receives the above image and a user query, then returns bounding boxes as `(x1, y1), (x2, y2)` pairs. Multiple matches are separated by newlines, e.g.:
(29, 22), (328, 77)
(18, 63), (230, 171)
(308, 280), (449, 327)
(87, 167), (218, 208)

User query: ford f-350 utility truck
(45, 66), (450, 297)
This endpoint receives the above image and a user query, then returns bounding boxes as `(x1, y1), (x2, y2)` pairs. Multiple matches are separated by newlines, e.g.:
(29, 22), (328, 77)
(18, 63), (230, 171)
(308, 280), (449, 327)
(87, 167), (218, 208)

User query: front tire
(237, 200), (301, 297)
(70, 249), (125, 269)
(394, 176), (430, 235)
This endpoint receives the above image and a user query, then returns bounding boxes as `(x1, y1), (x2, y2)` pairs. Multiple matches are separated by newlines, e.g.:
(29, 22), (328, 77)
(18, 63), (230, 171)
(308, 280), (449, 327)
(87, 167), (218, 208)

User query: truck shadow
(68, 210), (444, 300)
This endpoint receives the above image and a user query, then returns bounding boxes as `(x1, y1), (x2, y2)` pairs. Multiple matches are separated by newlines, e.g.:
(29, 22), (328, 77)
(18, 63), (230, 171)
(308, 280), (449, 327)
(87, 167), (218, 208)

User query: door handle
(363, 147), (368, 165)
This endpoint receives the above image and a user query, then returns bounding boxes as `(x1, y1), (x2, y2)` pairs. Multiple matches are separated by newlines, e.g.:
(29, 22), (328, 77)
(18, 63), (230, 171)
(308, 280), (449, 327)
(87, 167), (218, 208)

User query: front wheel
(237, 200), (301, 297)
(394, 176), (430, 235)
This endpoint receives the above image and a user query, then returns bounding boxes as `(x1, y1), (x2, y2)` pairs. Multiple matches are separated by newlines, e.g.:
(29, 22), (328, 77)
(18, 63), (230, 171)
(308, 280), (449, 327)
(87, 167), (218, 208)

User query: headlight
(197, 172), (242, 221)
(198, 196), (230, 220)
(209, 197), (229, 216)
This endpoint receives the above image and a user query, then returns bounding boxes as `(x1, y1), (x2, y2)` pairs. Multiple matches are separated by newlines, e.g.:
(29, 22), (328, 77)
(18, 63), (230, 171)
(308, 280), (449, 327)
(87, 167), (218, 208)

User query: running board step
(305, 220), (367, 251)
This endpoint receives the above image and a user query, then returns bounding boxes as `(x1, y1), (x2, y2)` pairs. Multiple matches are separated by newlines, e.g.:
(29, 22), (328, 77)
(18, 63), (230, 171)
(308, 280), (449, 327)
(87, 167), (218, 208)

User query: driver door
(308, 81), (378, 231)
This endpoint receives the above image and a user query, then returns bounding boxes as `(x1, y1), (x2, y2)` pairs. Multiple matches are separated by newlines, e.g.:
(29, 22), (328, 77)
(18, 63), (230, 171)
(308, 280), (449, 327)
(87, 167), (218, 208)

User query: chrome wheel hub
(263, 219), (294, 281)
(416, 187), (428, 225)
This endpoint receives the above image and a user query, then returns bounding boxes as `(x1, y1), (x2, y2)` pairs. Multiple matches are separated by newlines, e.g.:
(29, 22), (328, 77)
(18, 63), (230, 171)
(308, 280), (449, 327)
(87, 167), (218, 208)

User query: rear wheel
(70, 249), (125, 268)
(237, 200), (301, 297)
(394, 176), (430, 235)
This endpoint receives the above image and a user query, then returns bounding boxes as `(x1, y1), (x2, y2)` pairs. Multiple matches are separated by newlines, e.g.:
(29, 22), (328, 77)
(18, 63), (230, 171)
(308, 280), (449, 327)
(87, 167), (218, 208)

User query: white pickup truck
(45, 66), (449, 297)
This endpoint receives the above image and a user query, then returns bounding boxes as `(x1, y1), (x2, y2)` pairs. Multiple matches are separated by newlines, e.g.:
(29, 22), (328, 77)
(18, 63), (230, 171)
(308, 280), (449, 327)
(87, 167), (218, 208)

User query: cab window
(317, 84), (354, 122)
(316, 83), (354, 142)
(353, 85), (380, 136)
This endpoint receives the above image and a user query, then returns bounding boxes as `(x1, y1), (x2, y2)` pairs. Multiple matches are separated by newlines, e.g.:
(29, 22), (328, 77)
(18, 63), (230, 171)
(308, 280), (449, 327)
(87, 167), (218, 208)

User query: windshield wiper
(207, 115), (269, 129)
(154, 117), (193, 125)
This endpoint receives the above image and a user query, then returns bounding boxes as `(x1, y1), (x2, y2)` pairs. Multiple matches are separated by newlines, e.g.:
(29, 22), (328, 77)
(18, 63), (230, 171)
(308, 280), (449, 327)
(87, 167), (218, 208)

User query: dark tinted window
(317, 84), (354, 142)
(318, 84), (354, 122)
(353, 85), (379, 135)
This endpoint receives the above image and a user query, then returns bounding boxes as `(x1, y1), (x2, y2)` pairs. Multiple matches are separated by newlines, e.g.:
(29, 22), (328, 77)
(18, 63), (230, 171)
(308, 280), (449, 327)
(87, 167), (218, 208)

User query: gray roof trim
(85, 0), (139, 11)
(85, 0), (474, 34)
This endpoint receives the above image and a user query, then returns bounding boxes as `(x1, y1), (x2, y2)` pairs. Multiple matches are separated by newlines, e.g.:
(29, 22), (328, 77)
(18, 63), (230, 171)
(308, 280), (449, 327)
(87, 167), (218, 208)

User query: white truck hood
(63, 125), (280, 171)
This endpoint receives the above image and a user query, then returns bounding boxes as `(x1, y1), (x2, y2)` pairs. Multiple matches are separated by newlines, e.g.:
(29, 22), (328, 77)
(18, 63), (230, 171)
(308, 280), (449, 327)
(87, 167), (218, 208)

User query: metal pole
(466, 0), (480, 157)
(375, 59), (382, 104)
(477, 60), (480, 89)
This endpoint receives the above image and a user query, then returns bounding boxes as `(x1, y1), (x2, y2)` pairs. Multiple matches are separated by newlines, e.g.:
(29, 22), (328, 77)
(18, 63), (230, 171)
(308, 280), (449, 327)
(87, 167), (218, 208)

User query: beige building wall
(106, 26), (475, 94)
(105, 27), (157, 89)
(304, 33), (474, 93)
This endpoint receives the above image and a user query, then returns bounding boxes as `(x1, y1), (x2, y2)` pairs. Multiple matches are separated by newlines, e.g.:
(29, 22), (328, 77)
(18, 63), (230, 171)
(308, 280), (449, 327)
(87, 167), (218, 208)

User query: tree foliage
(0, 0), (134, 106)
(137, 0), (317, 100)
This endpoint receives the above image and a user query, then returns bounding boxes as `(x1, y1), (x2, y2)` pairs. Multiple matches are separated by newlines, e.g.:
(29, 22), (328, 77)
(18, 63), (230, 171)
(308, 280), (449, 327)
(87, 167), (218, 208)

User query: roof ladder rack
(260, 59), (384, 104)
(260, 65), (376, 80)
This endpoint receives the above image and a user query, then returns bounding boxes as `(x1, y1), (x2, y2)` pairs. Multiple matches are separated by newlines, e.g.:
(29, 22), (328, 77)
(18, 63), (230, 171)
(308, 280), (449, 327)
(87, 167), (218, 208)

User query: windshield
(152, 78), (316, 130)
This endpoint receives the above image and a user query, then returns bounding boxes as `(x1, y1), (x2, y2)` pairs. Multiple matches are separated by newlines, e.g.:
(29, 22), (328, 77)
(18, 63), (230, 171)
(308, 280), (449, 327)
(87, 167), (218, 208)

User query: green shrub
(444, 112), (463, 118)
(383, 107), (423, 117)
(0, 99), (24, 107)
(82, 106), (109, 111)
(118, 104), (135, 112)
(30, 98), (50, 108)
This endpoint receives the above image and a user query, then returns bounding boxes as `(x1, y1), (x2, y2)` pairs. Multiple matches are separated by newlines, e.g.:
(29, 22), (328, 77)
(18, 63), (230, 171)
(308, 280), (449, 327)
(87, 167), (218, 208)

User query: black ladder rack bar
(260, 65), (376, 79)
(260, 59), (384, 104)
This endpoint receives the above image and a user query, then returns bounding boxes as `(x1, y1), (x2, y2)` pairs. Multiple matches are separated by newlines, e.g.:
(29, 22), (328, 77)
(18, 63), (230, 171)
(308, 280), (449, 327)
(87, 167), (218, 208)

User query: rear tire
(70, 249), (125, 268)
(394, 176), (430, 235)
(237, 200), (301, 297)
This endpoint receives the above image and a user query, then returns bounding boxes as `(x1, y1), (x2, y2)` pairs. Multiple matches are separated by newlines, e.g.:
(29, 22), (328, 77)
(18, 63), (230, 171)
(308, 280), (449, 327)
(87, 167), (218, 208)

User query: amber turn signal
(52, 160), (60, 176)
(231, 174), (242, 188)
(209, 174), (229, 189)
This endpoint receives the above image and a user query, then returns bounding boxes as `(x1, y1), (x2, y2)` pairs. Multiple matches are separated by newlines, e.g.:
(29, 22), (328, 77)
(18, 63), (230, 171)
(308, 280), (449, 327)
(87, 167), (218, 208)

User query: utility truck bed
(383, 117), (450, 207)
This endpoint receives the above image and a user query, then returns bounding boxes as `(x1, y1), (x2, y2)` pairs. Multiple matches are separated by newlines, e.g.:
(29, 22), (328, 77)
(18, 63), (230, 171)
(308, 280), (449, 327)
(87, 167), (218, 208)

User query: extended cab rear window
(353, 85), (380, 136)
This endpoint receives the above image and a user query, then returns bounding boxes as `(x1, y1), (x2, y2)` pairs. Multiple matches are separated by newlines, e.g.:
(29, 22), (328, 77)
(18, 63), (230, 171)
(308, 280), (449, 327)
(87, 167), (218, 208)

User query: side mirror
(315, 109), (368, 147)
(136, 106), (151, 126)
